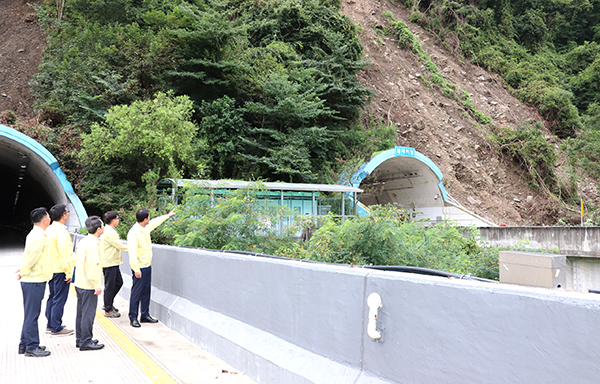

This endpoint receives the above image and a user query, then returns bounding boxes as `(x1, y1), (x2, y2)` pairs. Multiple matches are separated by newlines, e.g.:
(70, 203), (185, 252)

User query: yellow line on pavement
(95, 311), (177, 384)
(70, 286), (176, 383)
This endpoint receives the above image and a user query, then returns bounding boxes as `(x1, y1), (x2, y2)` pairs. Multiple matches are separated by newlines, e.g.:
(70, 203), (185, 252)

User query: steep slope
(0, 0), (586, 226)
(341, 0), (581, 225)
(0, 0), (45, 119)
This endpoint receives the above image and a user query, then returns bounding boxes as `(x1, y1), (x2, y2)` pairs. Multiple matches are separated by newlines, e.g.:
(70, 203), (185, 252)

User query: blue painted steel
(351, 146), (449, 202)
(0, 124), (88, 227)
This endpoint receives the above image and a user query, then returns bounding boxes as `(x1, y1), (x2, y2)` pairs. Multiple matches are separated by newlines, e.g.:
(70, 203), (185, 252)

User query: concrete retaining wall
(479, 226), (600, 257)
(117, 245), (600, 384)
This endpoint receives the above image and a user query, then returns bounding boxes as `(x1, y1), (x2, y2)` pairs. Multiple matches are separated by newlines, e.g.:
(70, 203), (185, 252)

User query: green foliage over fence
(164, 185), (500, 280)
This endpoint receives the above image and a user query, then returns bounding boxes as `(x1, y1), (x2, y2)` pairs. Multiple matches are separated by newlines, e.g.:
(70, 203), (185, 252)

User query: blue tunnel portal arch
(0, 124), (87, 237)
(350, 146), (449, 221)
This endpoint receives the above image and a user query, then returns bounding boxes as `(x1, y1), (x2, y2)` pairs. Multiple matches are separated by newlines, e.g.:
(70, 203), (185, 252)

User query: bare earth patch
(341, 0), (589, 225)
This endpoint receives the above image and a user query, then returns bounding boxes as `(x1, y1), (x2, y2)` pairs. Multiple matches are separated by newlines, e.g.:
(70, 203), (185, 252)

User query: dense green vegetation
(18, 0), (600, 271)
(32, 0), (398, 214)
(161, 184), (500, 279)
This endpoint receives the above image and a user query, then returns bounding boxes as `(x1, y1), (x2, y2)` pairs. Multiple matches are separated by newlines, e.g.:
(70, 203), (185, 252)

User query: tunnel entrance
(0, 162), (54, 243)
(351, 146), (495, 226)
(0, 125), (87, 243)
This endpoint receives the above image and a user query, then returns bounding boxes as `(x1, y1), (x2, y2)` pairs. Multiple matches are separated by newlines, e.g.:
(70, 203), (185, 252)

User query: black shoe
(19, 345), (46, 355)
(79, 341), (104, 351)
(25, 347), (51, 357)
(140, 316), (158, 323)
(76, 339), (98, 348)
(130, 319), (141, 327)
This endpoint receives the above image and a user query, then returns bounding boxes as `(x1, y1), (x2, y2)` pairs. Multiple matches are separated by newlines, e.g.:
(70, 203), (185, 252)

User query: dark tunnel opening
(0, 163), (55, 246)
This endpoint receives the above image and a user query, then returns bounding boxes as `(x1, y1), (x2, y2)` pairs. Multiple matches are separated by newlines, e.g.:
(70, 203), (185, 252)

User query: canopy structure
(351, 146), (495, 226)
(158, 179), (364, 231)
(161, 179), (363, 194)
(0, 125), (87, 237)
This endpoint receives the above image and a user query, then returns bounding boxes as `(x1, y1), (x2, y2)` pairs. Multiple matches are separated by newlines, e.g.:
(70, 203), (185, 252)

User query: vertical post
(342, 192), (346, 223)
(312, 191), (316, 219)
(581, 200), (584, 226)
(280, 190), (284, 235)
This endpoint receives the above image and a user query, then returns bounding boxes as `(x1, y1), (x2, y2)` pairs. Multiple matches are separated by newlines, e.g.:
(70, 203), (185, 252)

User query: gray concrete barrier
(116, 244), (600, 384)
(479, 226), (600, 257)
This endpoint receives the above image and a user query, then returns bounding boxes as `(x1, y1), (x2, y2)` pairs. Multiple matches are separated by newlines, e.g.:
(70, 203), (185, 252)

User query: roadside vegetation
(159, 184), (501, 280)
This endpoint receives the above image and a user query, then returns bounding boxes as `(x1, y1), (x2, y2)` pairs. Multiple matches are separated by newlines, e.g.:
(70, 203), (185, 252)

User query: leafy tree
(78, 92), (199, 212)
(197, 96), (246, 180)
(164, 182), (300, 253)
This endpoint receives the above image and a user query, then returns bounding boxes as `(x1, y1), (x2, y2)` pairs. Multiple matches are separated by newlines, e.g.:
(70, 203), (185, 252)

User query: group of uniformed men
(17, 205), (174, 357)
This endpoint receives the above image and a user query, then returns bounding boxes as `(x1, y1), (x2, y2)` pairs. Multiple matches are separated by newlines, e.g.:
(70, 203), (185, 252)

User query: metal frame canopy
(159, 179), (364, 225)
(162, 179), (363, 193)
(0, 124), (87, 230)
(350, 146), (448, 217)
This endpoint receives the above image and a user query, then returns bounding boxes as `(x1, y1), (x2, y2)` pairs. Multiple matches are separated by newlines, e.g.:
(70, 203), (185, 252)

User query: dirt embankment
(342, 0), (590, 226)
(0, 0), (46, 119)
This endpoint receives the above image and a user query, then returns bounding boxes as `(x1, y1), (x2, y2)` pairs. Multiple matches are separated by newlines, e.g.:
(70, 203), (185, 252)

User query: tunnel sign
(394, 146), (416, 157)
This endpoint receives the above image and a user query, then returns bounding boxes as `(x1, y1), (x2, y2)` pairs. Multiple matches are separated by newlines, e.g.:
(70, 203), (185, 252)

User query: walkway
(0, 244), (256, 384)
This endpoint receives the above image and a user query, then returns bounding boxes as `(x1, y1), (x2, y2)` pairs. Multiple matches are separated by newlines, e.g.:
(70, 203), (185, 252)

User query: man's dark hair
(103, 211), (119, 225)
(49, 204), (67, 221)
(136, 208), (150, 223)
(85, 216), (103, 234)
(30, 207), (48, 224)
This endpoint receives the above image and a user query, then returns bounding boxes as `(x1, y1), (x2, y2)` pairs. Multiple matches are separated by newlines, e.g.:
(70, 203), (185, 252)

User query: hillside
(0, 0), (44, 119)
(0, 0), (592, 226)
(342, 0), (593, 226)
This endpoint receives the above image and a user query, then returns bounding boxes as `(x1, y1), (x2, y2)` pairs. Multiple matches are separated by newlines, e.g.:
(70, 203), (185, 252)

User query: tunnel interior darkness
(0, 125), (87, 245)
(0, 163), (55, 244)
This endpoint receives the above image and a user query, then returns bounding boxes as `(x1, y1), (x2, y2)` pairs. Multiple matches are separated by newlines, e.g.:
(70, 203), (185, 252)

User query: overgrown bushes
(164, 186), (500, 280)
(33, 0), (395, 205)
(490, 122), (557, 192)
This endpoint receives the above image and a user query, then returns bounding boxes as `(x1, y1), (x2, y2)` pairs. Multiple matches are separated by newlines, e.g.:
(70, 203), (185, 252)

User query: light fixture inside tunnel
(0, 124), (88, 240)
(13, 153), (29, 215)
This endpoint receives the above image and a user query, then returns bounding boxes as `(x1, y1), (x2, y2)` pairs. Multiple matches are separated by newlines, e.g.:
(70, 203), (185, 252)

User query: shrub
(490, 122), (557, 192)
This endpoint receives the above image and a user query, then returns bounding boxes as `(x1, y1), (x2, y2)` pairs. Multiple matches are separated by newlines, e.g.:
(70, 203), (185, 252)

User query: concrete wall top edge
(150, 244), (600, 307)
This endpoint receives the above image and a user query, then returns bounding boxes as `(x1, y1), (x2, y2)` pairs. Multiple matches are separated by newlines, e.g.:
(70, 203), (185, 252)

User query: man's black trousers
(102, 266), (123, 311)
(129, 265), (152, 321)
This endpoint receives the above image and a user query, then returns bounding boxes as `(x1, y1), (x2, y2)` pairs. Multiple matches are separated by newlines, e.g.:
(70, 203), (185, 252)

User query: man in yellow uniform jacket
(45, 204), (75, 336)
(127, 208), (174, 327)
(74, 216), (105, 351)
(17, 208), (52, 357)
(100, 211), (128, 318)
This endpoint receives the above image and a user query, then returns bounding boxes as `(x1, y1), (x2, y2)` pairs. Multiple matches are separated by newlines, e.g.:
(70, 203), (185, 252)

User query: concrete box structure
(499, 251), (566, 289)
